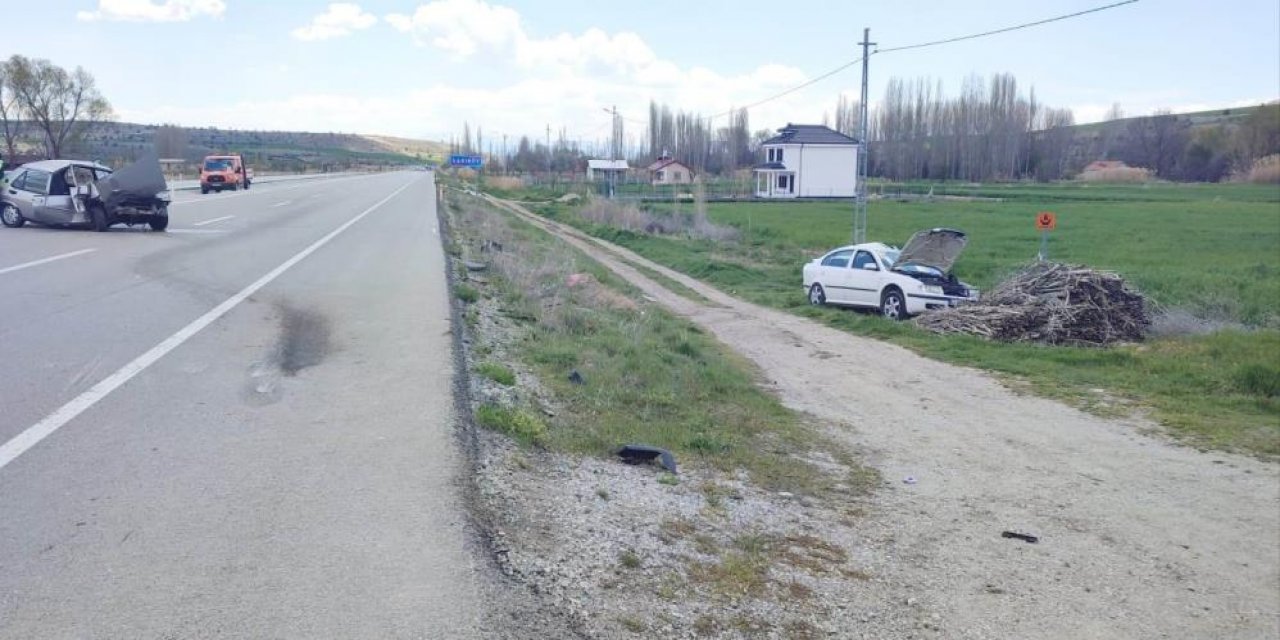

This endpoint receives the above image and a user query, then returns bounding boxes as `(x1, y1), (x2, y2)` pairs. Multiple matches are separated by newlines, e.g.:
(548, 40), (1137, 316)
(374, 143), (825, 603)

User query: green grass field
(520, 182), (1280, 457)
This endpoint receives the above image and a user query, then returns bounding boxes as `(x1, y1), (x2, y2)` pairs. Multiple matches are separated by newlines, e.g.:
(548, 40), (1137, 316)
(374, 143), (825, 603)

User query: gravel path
(488, 196), (1280, 639)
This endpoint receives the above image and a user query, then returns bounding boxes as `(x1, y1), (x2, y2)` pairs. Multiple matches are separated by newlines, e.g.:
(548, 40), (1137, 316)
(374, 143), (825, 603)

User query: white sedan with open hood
(802, 228), (980, 320)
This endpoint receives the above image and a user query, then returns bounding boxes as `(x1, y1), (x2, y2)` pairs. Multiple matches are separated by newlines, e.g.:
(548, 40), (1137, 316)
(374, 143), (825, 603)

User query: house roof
(753, 162), (787, 171)
(762, 124), (859, 146)
(647, 158), (692, 172)
(587, 159), (629, 170)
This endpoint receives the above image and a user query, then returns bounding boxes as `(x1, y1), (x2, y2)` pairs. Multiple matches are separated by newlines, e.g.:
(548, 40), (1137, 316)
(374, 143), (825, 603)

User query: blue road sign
(449, 154), (483, 168)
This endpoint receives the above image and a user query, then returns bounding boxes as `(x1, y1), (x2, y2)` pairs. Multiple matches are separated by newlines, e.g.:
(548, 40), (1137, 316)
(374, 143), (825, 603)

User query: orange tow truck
(199, 154), (251, 194)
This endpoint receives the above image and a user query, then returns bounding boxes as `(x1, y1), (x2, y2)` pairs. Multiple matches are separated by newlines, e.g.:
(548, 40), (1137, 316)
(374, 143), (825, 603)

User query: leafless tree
(1123, 109), (1189, 176)
(0, 63), (26, 160)
(5, 55), (113, 159)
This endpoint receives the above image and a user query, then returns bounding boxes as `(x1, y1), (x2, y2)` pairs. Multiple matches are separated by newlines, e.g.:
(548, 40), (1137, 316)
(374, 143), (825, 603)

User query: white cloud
(76, 0), (226, 22)
(386, 0), (522, 56)
(292, 3), (378, 42)
(123, 0), (839, 142)
(375, 0), (821, 131)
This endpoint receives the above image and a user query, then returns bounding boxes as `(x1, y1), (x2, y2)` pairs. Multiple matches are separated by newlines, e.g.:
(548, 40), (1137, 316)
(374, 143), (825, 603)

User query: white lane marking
(192, 215), (234, 226)
(0, 179), (418, 471)
(0, 248), (97, 276)
(271, 201), (292, 208)
(166, 229), (228, 234)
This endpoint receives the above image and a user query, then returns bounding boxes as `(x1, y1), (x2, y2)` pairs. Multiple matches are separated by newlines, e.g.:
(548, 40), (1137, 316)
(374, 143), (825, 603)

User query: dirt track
(488, 196), (1280, 639)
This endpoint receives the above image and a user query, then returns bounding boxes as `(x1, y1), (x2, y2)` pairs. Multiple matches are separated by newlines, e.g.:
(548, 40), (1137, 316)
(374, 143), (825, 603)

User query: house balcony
(753, 162), (796, 198)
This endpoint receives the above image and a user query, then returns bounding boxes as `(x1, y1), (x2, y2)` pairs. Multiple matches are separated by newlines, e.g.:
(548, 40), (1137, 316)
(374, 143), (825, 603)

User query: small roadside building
(754, 124), (859, 198)
(646, 155), (695, 186)
(586, 159), (629, 182)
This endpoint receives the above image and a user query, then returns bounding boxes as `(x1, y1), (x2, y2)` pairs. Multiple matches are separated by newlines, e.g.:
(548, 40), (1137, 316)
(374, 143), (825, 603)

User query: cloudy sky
(8, 0), (1279, 147)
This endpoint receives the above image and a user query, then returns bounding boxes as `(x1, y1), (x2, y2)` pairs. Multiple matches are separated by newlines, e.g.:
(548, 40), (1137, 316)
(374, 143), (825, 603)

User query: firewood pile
(915, 262), (1150, 345)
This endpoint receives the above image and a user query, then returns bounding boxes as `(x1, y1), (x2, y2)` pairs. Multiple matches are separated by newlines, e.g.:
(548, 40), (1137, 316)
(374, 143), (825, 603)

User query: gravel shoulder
(486, 195), (1280, 639)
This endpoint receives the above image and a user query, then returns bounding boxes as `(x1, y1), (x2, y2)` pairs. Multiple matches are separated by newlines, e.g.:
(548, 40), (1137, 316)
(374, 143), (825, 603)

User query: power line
(708, 58), (863, 121)
(876, 0), (1139, 54)
(694, 0), (1138, 123)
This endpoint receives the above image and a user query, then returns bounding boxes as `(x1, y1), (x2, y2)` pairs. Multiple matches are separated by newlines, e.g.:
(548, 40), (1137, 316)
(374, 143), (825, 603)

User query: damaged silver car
(1, 153), (171, 231)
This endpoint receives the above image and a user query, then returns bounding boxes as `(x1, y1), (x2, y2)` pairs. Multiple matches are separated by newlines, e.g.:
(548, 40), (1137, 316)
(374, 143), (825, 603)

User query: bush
(476, 361), (516, 386)
(1232, 364), (1280, 397)
(475, 404), (548, 445)
(455, 284), (479, 303)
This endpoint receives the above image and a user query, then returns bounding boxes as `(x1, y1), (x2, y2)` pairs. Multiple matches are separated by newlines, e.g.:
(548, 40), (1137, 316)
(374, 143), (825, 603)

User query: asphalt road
(0, 172), (486, 638)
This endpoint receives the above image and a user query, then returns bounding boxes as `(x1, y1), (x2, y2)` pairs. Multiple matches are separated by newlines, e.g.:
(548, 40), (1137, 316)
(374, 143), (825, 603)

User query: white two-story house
(754, 124), (859, 198)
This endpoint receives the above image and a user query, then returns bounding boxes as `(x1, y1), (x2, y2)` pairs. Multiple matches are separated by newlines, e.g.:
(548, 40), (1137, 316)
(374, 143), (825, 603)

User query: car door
(39, 167), (78, 224)
(16, 169), (54, 223)
(815, 249), (854, 303)
(6, 170), (39, 220)
(846, 249), (885, 306)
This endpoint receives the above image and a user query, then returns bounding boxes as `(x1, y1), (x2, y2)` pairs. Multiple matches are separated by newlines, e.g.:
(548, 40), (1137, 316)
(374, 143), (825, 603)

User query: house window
(674, 171), (682, 181)
(655, 170), (665, 181)
(776, 175), (788, 190)
(766, 148), (775, 162)
(776, 148), (784, 163)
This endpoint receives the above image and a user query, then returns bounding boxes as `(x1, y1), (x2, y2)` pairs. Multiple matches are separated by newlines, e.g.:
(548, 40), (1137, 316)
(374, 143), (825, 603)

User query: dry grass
(1078, 166), (1153, 182)
(486, 176), (526, 191)
(1237, 154), (1280, 184)
(577, 197), (739, 242)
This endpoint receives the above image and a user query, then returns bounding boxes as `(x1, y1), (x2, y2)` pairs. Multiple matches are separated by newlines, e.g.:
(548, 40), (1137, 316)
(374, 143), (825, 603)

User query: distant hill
(7, 122), (449, 172)
(1056, 103), (1276, 181)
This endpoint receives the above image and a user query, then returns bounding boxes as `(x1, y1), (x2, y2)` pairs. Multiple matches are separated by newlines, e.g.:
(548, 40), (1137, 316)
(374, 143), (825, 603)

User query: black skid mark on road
(275, 305), (333, 376)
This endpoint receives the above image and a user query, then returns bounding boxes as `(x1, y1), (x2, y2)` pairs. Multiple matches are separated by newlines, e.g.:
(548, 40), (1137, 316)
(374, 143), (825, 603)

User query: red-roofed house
(647, 154), (694, 186)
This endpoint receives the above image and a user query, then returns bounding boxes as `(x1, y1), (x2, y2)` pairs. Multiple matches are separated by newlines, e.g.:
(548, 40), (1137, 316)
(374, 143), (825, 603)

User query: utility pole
(545, 124), (552, 186)
(610, 105), (621, 199)
(854, 27), (875, 244)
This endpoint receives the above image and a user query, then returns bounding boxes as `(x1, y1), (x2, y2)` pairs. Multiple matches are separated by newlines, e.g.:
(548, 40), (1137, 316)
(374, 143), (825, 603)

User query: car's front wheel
(149, 211), (169, 231)
(1, 203), (25, 228)
(808, 283), (826, 306)
(880, 288), (906, 320)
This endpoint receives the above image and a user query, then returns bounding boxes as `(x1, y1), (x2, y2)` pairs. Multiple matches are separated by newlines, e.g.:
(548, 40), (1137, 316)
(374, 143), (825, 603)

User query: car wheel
(89, 204), (110, 232)
(808, 283), (827, 306)
(880, 288), (906, 320)
(243, 180), (250, 190)
(1, 203), (25, 228)
(149, 212), (169, 231)
(201, 186), (209, 194)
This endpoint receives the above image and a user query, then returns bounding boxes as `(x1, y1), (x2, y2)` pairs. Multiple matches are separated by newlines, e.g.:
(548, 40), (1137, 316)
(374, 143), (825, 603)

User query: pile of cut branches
(915, 262), (1149, 346)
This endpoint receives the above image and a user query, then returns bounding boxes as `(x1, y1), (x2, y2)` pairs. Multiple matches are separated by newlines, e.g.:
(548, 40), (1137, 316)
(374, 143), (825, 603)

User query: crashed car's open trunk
(74, 152), (169, 224)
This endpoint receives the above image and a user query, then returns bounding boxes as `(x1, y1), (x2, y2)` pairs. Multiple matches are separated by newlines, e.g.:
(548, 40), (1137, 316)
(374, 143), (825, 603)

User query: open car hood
(896, 228), (968, 273)
(95, 151), (167, 208)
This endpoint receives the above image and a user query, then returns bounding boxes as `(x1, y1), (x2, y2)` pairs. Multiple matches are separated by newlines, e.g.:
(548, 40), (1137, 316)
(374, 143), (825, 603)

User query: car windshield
(204, 159), (232, 170)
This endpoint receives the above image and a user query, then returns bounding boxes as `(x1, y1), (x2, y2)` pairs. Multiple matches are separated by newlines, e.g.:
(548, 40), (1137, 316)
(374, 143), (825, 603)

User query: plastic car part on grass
(615, 445), (678, 474)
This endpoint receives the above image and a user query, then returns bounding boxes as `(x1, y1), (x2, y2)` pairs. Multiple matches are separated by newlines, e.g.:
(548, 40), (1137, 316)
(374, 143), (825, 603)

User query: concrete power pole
(854, 28), (875, 244)
(610, 105), (621, 199)
(545, 124), (552, 186)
